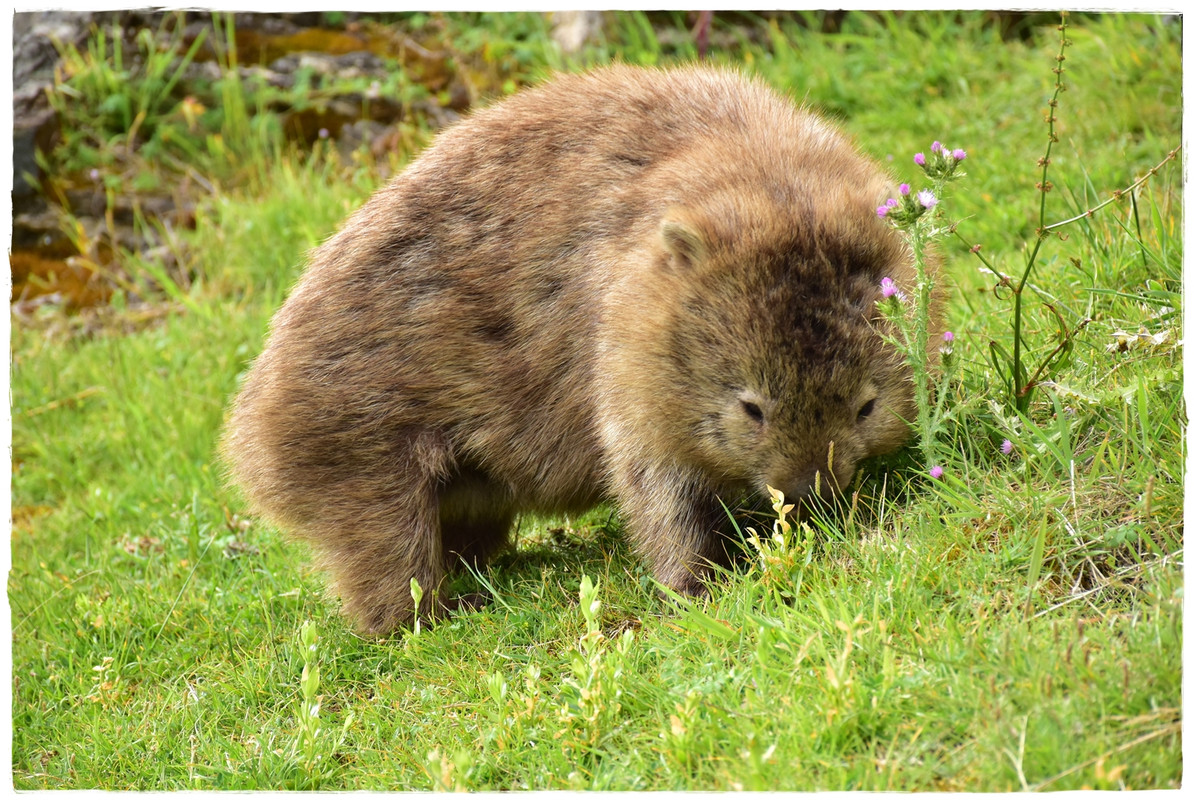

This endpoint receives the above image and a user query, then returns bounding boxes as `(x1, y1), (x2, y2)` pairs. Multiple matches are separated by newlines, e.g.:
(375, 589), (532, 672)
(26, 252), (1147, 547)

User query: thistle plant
(949, 10), (1180, 413)
(875, 140), (966, 473)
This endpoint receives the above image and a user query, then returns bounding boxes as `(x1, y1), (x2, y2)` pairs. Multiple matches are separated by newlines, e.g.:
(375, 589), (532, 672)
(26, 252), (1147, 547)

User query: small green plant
(291, 622), (354, 789)
(409, 576), (424, 636)
(744, 485), (816, 598)
(556, 575), (634, 778)
(424, 748), (476, 791)
(658, 688), (701, 772)
(484, 661), (546, 761)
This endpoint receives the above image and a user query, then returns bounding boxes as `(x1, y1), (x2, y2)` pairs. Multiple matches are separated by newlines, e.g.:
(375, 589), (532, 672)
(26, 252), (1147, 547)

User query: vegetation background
(8, 9), (1183, 790)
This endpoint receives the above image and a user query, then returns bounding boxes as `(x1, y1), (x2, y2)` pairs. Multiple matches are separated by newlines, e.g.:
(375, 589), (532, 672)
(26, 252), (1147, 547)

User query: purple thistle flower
(880, 277), (899, 297)
(953, 148), (967, 161)
(940, 330), (955, 358)
(876, 205), (889, 217)
(886, 197), (899, 208)
(917, 189), (938, 209)
(899, 183), (911, 195)
(931, 140), (943, 153)
(914, 152), (926, 166)
(929, 465), (945, 480)
(1001, 439), (1013, 456)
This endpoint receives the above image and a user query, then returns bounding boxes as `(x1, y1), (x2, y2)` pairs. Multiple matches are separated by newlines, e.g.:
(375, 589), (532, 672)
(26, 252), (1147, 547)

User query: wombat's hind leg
(438, 474), (515, 621)
(312, 431), (455, 635)
(441, 513), (515, 568)
(434, 513), (512, 618)
(438, 470), (515, 569)
(326, 540), (446, 635)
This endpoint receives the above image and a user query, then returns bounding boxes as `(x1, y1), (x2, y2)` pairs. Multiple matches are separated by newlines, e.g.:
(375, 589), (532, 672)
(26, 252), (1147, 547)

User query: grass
(9, 10), (1182, 790)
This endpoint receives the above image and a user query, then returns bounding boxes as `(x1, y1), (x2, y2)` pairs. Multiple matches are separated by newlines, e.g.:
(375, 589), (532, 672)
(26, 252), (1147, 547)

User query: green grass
(9, 11), (1182, 790)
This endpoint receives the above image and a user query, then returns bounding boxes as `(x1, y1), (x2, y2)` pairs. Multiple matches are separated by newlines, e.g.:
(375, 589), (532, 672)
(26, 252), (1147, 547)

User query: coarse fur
(223, 64), (944, 634)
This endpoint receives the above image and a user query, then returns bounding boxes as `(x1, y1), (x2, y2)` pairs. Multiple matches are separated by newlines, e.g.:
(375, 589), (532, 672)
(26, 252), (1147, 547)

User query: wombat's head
(648, 192), (938, 504)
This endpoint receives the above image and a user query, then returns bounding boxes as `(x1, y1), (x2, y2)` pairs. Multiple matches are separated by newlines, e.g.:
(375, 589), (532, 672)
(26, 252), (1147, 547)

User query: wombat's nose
(772, 463), (852, 502)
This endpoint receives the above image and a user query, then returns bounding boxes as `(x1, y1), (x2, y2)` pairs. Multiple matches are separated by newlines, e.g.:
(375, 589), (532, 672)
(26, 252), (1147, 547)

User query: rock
(180, 59), (225, 87)
(11, 207), (72, 253)
(332, 50), (386, 76)
(11, 12), (92, 208)
(550, 10), (604, 55)
(12, 11), (92, 87)
(334, 119), (389, 160)
(12, 101), (59, 209)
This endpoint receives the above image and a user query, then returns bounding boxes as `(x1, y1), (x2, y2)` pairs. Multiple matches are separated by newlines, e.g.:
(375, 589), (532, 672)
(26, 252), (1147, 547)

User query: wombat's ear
(660, 212), (709, 271)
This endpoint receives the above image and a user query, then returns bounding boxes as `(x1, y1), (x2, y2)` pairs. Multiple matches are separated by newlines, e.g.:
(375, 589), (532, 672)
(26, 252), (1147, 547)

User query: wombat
(224, 64), (940, 634)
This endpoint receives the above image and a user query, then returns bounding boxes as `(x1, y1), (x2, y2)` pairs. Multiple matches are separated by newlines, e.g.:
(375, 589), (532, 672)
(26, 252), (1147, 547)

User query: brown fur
(223, 64), (942, 633)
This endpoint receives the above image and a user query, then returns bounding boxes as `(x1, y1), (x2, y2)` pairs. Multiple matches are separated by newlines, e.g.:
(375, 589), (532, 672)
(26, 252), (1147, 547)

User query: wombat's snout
(766, 473), (839, 506)
(765, 450), (857, 505)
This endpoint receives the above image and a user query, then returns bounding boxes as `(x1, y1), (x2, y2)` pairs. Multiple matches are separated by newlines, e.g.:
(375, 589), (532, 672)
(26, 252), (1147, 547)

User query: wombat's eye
(856, 398), (877, 421)
(741, 400), (765, 424)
